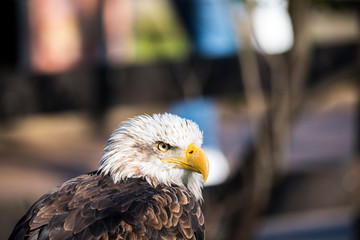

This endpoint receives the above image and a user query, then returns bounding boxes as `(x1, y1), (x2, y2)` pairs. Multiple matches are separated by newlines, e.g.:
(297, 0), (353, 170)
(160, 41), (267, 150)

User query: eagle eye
(157, 142), (170, 152)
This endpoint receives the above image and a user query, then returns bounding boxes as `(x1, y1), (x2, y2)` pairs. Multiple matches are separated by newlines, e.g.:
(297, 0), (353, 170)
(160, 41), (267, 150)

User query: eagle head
(99, 113), (209, 201)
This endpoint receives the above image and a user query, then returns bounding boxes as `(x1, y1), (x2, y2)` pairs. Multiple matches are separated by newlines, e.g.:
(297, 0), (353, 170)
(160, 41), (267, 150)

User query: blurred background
(1, 0), (360, 239)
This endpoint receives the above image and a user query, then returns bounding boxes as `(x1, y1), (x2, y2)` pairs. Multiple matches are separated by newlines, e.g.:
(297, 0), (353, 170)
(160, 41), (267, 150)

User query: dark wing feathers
(9, 173), (205, 240)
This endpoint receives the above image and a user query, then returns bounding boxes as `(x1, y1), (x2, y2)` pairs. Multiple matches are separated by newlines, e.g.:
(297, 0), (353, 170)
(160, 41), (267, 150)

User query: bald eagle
(9, 113), (209, 240)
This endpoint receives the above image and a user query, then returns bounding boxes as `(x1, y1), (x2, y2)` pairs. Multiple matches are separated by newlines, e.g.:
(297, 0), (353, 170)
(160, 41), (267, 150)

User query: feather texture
(99, 113), (205, 201)
(9, 172), (205, 240)
(10, 113), (207, 239)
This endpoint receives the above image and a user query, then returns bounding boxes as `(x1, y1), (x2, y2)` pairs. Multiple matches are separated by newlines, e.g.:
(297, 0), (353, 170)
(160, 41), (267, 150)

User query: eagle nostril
(188, 150), (194, 155)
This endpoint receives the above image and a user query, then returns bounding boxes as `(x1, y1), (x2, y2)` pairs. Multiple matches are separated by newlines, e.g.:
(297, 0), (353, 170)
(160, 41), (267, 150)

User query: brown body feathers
(9, 172), (205, 240)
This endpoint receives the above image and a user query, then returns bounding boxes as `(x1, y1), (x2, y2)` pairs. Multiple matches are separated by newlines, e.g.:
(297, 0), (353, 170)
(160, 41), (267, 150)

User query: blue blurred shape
(171, 0), (238, 58)
(170, 97), (220, 148)
(170, 97), (230, 186)
(193, 0), (237, 57)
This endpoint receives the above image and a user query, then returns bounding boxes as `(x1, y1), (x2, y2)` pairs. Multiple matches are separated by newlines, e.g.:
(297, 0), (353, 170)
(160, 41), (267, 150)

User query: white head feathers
(99, 113), (205, 200)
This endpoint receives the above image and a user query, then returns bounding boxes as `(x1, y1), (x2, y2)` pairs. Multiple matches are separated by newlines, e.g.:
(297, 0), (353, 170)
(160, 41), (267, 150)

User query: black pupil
(162, 144), (167, 149)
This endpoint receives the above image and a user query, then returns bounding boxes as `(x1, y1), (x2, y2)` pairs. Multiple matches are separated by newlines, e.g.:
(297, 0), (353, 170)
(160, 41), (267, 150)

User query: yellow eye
(157, 142), (170, 152)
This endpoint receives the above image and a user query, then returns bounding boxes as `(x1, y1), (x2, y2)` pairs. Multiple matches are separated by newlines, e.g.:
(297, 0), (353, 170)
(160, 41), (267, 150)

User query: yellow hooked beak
(161, 143), (209, 183)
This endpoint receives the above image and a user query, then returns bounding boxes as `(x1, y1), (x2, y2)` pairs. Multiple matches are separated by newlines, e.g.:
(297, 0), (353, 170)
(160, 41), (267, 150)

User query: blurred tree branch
(204, 0), (312, 239)
(354, 3), (360, 239)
